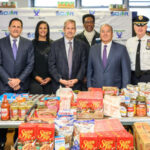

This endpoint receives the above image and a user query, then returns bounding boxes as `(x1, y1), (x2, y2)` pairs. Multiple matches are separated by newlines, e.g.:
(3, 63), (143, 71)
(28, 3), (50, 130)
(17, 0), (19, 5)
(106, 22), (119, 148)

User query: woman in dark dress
(29, 21), (53, 94)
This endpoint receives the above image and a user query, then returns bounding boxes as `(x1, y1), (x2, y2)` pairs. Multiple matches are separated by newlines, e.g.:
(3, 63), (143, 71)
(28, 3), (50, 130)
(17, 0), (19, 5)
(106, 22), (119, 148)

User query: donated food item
(10, 102), (18, 121)
(1, 95), (10, 120)
(103, 86), (119, 96)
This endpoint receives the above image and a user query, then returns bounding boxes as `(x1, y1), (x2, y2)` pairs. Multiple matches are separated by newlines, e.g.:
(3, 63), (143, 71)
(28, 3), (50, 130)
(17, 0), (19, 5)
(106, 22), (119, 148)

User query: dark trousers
(29, 79), (52, 94)
(131, 71), (150, 85)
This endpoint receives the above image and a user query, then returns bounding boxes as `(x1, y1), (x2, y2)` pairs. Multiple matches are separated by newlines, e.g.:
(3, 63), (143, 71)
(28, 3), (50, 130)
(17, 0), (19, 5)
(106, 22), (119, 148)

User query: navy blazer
(87, 41), (131, 89)
(0, 36), (34, 93)
(48, 37), (87, 92)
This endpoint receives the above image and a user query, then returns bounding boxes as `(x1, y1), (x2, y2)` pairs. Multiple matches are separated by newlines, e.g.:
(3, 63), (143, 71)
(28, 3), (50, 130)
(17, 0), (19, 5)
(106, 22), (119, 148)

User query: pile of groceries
(0, 83), (150, 149)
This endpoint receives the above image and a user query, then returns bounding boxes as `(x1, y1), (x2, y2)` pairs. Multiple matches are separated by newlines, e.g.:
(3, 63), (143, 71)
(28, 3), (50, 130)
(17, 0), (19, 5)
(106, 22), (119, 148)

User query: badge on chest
(146, 39), (150, 50)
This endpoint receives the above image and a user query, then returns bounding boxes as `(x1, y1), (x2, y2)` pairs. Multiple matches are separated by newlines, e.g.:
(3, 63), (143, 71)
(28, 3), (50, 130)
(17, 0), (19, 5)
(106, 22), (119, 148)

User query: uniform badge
(146, 39), (150, 50)
(138, 16), (143, 20)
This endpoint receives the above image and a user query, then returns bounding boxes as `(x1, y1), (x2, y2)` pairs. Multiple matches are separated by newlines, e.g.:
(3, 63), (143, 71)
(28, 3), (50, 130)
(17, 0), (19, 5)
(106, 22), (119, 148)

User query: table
(0, 117), (150, 128)
(119, 117), (150, 125)
(0, 121), (23, 128)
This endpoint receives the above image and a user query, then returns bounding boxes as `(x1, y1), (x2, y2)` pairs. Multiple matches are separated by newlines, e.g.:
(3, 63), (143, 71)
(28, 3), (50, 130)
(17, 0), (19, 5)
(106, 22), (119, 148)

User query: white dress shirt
(126, 34), (150, 71)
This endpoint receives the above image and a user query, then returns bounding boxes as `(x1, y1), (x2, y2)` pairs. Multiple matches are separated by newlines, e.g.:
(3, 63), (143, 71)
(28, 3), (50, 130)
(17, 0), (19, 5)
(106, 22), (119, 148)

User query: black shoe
(0, 143), (5, 150)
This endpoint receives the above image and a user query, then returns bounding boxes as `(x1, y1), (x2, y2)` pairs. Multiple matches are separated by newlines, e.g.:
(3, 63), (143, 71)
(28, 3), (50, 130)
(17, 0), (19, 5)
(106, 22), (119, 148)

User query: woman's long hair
(34, 20), (50, 43)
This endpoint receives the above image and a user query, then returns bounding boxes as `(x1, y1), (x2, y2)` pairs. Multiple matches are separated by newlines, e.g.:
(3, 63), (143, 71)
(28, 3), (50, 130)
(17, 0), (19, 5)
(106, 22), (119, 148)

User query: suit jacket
(0, 36), (34, 93)
(48, 37), (87, 92)
(87, 41), (131, 89)
(75, 30), (100, 49)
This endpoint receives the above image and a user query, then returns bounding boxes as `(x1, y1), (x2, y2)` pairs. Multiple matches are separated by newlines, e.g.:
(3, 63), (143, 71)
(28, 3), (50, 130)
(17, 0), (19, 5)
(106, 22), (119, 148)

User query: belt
(132, 70), (150, 75)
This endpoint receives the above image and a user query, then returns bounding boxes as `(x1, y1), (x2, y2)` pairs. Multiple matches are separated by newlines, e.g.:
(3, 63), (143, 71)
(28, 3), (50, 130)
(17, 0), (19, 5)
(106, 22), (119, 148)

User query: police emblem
(138, 16), (143, 20)
(146, 39), (150, 50)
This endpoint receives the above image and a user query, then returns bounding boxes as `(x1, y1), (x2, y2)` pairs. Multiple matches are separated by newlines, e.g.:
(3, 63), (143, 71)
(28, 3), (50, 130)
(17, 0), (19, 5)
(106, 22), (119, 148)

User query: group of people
(0, 13), (149, 149)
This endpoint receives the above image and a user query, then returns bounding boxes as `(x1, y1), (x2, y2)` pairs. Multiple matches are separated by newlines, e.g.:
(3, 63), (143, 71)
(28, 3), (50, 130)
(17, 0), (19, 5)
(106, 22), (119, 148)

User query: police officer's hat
(133, 15), (149, 26)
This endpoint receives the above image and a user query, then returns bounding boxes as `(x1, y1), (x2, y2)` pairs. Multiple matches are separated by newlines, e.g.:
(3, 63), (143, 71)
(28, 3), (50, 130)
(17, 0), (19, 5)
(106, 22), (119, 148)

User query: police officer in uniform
(126, 15), (150, 85)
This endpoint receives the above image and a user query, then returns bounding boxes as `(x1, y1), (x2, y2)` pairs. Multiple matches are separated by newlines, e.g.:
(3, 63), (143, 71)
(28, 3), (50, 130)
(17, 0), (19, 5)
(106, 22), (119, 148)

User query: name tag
(146, 39), (150, 50)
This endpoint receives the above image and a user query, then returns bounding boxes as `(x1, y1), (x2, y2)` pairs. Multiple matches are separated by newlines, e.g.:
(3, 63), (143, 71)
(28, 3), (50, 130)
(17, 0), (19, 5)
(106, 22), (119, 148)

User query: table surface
(0, 117), (150, 128)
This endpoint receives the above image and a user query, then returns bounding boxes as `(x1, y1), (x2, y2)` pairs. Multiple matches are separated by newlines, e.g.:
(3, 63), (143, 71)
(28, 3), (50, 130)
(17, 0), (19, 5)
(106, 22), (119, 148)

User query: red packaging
(95, 119), (125, 132)
(37, 123), (55, 142)
(80, 133), (98, 150)
(113, 131), (134, 150)
(88, 87), (103, 92)
(97, 132), (116, 150)
(18, 123), (37, 142)
(77, 91), (103, 119)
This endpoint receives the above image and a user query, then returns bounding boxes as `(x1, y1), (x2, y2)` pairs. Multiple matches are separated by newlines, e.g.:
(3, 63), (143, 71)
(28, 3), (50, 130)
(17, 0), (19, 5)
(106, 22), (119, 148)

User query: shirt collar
(64, 37), (74, 45)
(10, 35), (20, 42)
(135, 34), (147, 41)
(102, 41), (112, 47)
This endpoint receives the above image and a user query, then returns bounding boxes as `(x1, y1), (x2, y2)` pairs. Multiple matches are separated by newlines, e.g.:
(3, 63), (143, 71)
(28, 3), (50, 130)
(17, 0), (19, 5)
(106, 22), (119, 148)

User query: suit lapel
(16, 36), (23, 61)
(7, 36), (15, 60)
(61, 38), (68, 65)
(98, 43), (104, 70)
(72, 38), (78, 70)
(104, 42), (115, 71)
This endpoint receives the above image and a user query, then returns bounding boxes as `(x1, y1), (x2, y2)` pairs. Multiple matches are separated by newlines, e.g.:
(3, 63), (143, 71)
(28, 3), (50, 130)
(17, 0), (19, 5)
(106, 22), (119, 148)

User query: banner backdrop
(0, 8), (132, 45)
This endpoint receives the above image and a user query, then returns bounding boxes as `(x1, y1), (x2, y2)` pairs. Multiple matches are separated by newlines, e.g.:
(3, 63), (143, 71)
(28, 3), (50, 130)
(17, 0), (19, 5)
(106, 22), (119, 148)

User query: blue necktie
(103, 45), (107, 68)
(12, 39), (17, 59)
(68, 41), (73, 79)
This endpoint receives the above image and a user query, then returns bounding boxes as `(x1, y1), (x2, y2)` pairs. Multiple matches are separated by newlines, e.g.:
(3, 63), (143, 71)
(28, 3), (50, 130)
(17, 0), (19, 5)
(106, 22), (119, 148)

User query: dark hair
(9, 17), (23, 27)
(34, 21), (50, 42)
(82, 14), (95, 24)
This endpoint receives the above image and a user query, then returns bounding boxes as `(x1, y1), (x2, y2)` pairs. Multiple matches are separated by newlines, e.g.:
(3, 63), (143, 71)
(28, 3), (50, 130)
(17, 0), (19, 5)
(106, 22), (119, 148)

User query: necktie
(12, 39), (17, 59)
(68, 41), (73, 78)
(135, 39), (141, 77)
(103, 45), (107, 68)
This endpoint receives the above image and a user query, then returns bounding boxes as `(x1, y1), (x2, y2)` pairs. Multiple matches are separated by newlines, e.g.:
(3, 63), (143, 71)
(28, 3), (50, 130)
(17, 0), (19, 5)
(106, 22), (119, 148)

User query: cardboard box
(134, 122), (150, 150)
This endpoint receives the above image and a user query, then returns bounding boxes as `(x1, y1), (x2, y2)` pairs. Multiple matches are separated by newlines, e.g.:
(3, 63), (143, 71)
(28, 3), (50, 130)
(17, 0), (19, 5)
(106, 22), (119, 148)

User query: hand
(35, 76), (44, 84)
(59, 79), (69, 86)
(41, 77), (51, 85)
(13, 85), (21, 91)
(68, 79), (78, 87)
(8, 78), (21, 88)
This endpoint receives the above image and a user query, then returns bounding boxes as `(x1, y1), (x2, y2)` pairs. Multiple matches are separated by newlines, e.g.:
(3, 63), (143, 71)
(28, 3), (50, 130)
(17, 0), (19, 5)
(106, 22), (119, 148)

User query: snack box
(18, 123), (37, 142)
(97, 131), (116, 150)
(80, 133), (98, 150)
(77, 91), (103, 119)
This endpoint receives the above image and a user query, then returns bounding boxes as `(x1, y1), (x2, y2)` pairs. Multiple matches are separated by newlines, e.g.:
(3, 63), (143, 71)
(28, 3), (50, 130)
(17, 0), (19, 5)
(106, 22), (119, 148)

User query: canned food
(127, 103), (134, 117)
(136, 101), (147, 117)
(18, 102), (27, 121)
(10, 102), (18, 121)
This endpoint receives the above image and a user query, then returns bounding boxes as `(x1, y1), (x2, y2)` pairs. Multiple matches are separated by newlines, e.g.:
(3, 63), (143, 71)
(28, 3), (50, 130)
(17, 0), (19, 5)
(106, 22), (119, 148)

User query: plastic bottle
(1, 95), (10, 120)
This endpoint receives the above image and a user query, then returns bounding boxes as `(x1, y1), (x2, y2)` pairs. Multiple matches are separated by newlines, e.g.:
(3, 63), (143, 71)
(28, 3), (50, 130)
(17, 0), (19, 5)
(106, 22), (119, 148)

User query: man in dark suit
(0, 18), (34, 149)
(87, 24), (131, 89)
(48, 19), (87, 93)
(75, 14), (99, 90)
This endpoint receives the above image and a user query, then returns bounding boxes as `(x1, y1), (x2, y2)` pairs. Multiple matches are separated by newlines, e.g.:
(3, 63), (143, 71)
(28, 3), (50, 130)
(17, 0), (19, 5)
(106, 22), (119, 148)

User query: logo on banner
(2, 30), (9, 37)
(27, 32), (35, 39)
(89, 10), (95, 15)
(114, 30), (125, 38)
(0, 10), (18, 15)
(56, 11), (74, 16)
(33, 9), (40, 16)
(111, 11), (128, 16)
(58, 30), (64, 36)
